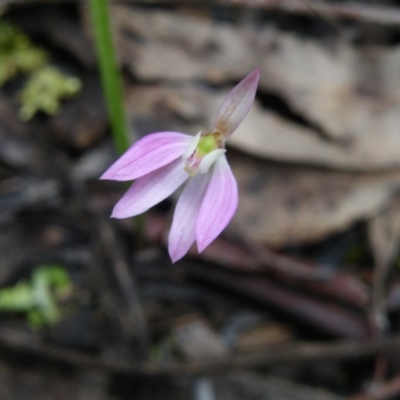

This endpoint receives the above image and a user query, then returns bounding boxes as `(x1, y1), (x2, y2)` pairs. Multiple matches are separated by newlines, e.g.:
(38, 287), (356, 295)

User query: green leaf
(0, 265), (73, 328)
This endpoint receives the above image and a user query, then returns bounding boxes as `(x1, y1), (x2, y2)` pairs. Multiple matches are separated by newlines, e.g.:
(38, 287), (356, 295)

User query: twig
(184, 263), (369, 338)
(147, 213), (369, 309)
(97, 218), (148, 351)
(237, 237), (368, 309)
(0, 327), (400, 376)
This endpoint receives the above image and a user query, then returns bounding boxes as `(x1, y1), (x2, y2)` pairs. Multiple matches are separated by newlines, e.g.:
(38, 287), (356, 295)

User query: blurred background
(1, 0), (400, 398)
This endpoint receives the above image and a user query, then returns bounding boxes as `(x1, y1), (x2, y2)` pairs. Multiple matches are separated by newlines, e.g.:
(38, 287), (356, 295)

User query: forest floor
(1, 1), (400, 399)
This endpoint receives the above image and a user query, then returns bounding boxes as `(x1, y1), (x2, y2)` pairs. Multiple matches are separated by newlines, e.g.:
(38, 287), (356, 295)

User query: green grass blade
(89, 0), (130, 154)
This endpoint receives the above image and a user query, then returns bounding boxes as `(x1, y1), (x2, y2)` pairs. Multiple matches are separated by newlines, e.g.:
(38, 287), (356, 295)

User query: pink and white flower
(101, 69), (260, 262)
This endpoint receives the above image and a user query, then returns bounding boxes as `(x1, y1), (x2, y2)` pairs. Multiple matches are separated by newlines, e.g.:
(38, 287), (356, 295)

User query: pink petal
(101, 132), (192, 181)
(214, 68), (260, 139)
(196, 155), (238, 252)
(111, 159), (189, 218)
(168, 173), (212, 263)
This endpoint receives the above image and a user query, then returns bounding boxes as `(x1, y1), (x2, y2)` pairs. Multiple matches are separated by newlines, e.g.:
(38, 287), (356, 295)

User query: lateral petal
(101, 131), (192, 181)
(111, 159), (189, 218)
(214, 68), (260, 139)
(168, 173), (212, 263)
(196, 155), (238, 252)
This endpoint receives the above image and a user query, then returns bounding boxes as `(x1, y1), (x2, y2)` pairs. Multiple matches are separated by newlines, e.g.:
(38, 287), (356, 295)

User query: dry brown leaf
(125, 84), (400, 246)
(126, 84), (400, 171)
(115, 7), (400, 171)
(259, 34), (400, 142)
(229, 102), (400, 171)
(230, 151), (400, 247)
(112, 6), (255, 82)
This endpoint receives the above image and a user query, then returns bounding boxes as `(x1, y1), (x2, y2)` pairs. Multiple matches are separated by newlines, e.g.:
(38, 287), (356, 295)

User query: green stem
(89, 0), (130, 154)
(89, 0), (145, 245)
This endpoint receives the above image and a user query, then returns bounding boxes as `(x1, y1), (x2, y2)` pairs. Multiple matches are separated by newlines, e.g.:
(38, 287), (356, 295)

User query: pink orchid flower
(101, 69), (260, 262)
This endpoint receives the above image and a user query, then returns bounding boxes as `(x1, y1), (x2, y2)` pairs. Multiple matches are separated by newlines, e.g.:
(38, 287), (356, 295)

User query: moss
(0, 20), (82, 119)
(0, 20), (47, 86)
(18, 66), (82, 120)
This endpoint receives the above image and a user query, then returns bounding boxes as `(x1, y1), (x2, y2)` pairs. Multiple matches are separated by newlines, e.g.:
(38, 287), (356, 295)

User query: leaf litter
(1, 2), (400, 399)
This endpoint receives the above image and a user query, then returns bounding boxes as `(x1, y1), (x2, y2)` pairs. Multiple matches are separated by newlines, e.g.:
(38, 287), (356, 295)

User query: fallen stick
(1, 327), (400, 376)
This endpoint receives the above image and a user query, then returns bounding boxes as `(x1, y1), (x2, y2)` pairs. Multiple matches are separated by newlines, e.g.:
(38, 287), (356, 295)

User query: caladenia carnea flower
(101, 68), (260, 262)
